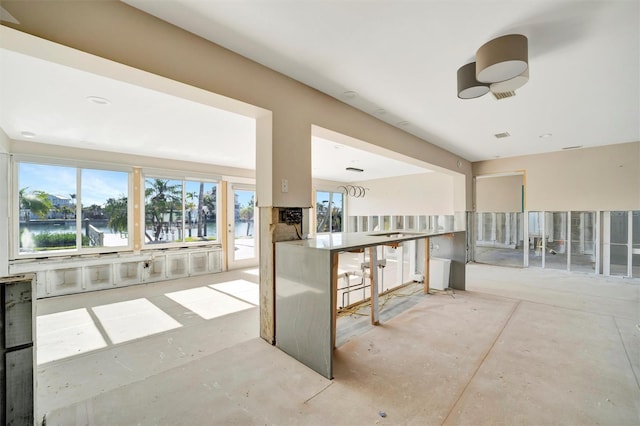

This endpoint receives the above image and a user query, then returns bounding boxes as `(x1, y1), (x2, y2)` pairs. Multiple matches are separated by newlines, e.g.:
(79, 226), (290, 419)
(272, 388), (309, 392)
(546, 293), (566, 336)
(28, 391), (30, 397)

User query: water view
(18, 220), (256, 253)
(17, 163), (255, 255)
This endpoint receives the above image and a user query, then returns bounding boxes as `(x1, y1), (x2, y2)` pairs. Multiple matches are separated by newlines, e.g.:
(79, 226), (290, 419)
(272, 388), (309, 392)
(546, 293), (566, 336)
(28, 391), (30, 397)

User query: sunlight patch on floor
(92, 298), (182, 344)
(210, 279), (259, 305)
(165, 286), (254, 320)
(36, 308), (107, 364)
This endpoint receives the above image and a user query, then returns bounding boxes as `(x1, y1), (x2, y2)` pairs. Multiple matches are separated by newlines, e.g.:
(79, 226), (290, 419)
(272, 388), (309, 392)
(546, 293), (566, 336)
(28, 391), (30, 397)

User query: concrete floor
(36, 264), (639, 425)
(475, 246), (640, 276)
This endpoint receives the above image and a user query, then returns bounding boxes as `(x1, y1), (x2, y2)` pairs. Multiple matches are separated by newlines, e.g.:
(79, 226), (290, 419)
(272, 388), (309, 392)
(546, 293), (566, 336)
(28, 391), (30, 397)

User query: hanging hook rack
(338, 185), (369, 198)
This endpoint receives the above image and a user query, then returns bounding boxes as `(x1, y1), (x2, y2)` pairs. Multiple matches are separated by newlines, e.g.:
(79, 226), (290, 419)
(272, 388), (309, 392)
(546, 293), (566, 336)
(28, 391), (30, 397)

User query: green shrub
(185, 236), (217, 243)
(33, 232), (89, 248)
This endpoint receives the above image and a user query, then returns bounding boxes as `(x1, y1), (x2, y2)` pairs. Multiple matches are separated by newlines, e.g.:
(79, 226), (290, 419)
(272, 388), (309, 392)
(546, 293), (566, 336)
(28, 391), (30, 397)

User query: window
(316, 191), (343, 233)
(17, 162), (129, 255)
(144, 177), (218, 245)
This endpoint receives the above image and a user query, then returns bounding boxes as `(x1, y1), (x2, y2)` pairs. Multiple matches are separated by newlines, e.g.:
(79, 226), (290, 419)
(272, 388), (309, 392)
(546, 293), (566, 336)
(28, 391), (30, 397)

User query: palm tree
(60, 205), (74, 219)
(83, 204), (103, 219)
(239, 195), (255, 236)
(316, 200), (330, 232)
(145, 179), (182, 242)
(203, 188), (216, 220)
(197, 182), (205, 237)
(19, 188), (52, 224)
(202, 187), (216, 238)
(104, 196), (128, 235)
(185, 191), (197, 237)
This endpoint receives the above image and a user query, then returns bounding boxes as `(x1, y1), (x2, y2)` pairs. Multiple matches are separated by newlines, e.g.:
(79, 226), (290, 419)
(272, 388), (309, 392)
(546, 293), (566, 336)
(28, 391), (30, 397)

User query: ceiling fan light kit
(457, 34), (529, 100)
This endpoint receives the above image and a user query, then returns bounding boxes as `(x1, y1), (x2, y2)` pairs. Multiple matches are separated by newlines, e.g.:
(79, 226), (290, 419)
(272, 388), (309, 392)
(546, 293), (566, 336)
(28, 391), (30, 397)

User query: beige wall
(475, 174), (523, 212)
(0, 1), (471, 209)
(348, 172), (454, 216)
(473, 142), (640, 211)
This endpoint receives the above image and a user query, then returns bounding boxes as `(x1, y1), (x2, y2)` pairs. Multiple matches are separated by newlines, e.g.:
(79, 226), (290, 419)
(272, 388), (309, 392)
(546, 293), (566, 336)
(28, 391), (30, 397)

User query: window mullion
(182, 180), (187, 243)
(76, 168), (82, 250)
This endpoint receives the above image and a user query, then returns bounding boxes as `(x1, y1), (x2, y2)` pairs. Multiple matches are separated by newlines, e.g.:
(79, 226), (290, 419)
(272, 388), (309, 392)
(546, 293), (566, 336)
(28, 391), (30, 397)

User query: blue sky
(20, 163), (255, 208)
(19, 163), (128, 206)
(234, 189), (254, 208)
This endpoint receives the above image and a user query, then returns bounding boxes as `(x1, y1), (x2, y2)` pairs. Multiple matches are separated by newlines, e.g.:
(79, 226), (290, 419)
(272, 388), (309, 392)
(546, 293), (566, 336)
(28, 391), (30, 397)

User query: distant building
(48, 194), (73, 208)
(48, 194), (74, 219)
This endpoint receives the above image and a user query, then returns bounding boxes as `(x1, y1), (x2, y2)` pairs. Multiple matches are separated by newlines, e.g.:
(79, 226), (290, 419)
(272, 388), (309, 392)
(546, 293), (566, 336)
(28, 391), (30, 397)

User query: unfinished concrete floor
(36, 264), (639, 425)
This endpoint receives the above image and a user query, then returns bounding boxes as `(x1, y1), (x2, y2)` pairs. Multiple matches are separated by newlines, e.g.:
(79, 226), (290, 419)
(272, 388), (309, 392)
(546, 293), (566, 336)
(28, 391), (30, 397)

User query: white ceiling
(312, 136), (430, 182)
(1, 0), (638, 183)
(0, 48), (257, 170)
(125, 0), (639, 161)
(0, 41), (431, 181)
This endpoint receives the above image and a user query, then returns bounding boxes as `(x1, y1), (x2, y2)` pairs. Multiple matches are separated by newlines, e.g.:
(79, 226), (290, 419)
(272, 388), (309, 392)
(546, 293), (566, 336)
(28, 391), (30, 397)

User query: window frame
(314, 189), (345, 234)
(11, 154), (134, 259)
(141, 169), (221, 249)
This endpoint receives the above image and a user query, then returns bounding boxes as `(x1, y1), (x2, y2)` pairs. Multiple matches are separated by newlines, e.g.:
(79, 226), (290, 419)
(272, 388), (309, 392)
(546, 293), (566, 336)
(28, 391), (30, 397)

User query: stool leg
(369, 247), (380, 325)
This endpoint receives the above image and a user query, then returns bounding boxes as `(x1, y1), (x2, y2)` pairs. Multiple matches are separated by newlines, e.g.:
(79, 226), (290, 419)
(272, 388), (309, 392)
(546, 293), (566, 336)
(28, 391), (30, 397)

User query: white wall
(0, 128), (10, 276)
(473, 142), (640, 211)
(348, 172), (454, 216)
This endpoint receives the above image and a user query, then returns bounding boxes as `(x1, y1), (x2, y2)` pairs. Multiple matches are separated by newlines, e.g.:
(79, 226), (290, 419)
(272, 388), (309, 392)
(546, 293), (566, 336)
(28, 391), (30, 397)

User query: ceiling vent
(492, 91), (516, 100)
(494, 132), (511, 139)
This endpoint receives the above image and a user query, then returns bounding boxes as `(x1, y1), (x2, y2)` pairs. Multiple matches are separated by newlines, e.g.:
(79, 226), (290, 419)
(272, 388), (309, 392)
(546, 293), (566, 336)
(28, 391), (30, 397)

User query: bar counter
(275, 230), (466, 378)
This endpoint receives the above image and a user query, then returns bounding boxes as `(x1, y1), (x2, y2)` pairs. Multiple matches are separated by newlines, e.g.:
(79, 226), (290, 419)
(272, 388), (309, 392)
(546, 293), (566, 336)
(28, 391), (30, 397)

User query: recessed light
(539, 133), (552, 139)
(21, 131), (36, 138)
(346, 167), (364, 173)
(86, 96), (111, 105)
(343, 91), (357, 99)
